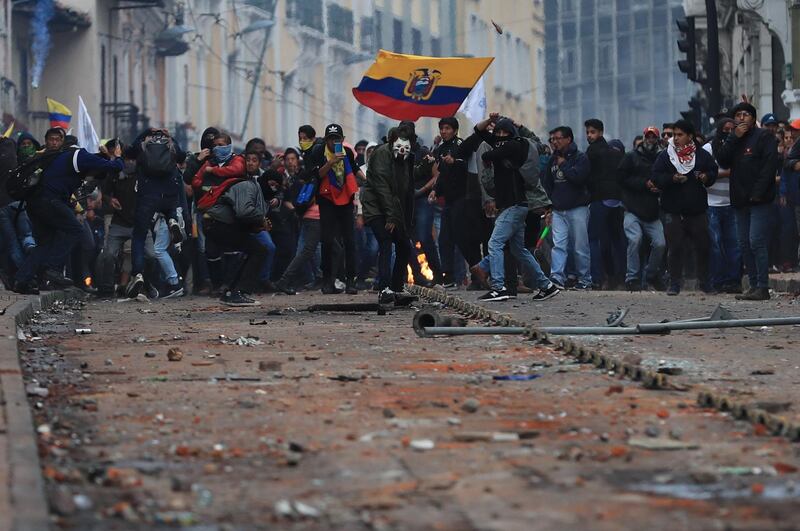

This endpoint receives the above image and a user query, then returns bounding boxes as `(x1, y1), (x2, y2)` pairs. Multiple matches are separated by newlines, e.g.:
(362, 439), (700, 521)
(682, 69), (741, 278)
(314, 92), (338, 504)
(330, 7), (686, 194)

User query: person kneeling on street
(201, 177), (268, 306)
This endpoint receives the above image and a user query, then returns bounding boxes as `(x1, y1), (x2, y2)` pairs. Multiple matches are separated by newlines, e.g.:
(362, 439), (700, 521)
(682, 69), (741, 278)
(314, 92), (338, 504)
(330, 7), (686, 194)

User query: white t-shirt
(702, 142), (730, 207)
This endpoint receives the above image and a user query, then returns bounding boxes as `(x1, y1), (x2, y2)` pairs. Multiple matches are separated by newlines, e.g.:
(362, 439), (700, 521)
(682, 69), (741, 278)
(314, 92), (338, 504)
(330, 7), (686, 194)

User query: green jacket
(361, 143), (415, 230)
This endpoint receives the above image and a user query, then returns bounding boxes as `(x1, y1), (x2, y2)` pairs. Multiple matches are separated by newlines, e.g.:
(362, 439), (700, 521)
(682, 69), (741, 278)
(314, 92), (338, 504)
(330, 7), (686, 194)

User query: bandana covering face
(299, 139), (314, 152)
(213, 144), (234, 164)
(392, 138), (411, 160)
(667, 137), (696, 175)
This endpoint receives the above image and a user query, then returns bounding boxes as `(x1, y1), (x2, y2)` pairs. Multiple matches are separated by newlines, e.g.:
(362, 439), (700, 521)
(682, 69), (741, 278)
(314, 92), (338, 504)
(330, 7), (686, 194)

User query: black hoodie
(586, 136), (624, 201)
(617, 143), (661, 221)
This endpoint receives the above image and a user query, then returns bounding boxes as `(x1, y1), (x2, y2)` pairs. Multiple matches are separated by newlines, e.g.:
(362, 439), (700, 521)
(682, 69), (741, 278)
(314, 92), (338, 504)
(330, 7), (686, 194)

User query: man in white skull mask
(361, 126), (420, 304)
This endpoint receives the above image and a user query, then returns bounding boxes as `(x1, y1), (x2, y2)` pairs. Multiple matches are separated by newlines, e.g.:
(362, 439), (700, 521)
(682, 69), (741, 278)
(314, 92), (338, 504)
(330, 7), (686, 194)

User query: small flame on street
(407, 243), (434, 284)
(84, 276), (92, 287)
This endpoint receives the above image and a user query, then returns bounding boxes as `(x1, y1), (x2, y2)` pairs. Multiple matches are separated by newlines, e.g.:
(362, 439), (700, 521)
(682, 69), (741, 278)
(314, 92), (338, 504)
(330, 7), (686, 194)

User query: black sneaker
(666, 283), (680, 296)
(345, 280), (359, 295)
(221, 290), (259, 306)
(625, 280), (641, 292)
(478, 288), (511, 302)
(161, 284), (184, 299)
(549, 278), (565, 291)
(646, 276), (666, 292)
(126, 273), (145, 298)
(573, 283), (592, 291)
(736, 287), (770, 301)
(379, 288), (395, 304)
(42, 269), (73, 288)
(441, 282), (458, 290)
(12, 280), (39, 295)
(321, 284), (343, 295)
(532, 283), (560, 301)
(168, 218), (184, 244)
(394, 289), (419, 307)
(275, 281), (297, 295)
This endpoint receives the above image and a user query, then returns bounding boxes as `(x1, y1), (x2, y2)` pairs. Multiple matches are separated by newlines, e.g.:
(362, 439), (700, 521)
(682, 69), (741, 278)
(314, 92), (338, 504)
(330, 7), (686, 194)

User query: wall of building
(545, 0), (694, 147)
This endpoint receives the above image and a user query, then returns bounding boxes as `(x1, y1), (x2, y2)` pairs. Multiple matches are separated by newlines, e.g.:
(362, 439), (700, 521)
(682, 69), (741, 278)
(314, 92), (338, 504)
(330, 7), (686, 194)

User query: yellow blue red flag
(47, 98), (72, 130)
(353, 50), (493, 121)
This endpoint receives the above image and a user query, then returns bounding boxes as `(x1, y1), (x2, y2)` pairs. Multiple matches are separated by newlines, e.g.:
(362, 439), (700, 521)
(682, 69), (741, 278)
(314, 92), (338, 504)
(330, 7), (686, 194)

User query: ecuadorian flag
(353, 50), (493, 121)
(47, 98), (72, 130)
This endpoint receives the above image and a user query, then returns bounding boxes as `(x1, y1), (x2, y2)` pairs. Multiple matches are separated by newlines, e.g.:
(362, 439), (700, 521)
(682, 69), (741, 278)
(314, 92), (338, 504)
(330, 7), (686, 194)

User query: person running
(468, 114), (559, 302)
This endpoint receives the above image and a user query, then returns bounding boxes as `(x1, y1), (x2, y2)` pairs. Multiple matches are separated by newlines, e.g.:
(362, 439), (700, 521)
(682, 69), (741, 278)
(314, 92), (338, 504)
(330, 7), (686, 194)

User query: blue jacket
(41, 148), (124, 202)
(542, 142), (591, 210)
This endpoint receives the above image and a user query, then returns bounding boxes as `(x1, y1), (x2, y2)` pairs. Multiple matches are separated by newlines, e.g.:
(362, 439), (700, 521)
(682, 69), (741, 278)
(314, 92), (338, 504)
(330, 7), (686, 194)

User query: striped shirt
(703, 143), (730, 207)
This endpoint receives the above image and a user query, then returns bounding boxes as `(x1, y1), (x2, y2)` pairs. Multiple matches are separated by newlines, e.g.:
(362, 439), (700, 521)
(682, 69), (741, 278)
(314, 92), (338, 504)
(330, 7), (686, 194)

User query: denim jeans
(16, 195), (84, 283)
(477, 205), (550, 291)
(707, 206), (742, 289)
(131, 193), (179, 276)
(0, 202), (36, 268)
(623, 212), (666, 284)
(152, 217), (180, 286)
(550, 206), (592, 286)
(414, 196), (442, 278)
(355, 223), (379, 280)
(252, 230), (276, 282)
(735, 204), (771, 289)
(588, 202), (627, 286)
(281, 218), (321, 287)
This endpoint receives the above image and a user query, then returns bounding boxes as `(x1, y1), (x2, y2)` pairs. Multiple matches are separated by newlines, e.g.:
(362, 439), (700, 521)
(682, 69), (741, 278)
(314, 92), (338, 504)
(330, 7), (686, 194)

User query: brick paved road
(16, 291), (800, 529)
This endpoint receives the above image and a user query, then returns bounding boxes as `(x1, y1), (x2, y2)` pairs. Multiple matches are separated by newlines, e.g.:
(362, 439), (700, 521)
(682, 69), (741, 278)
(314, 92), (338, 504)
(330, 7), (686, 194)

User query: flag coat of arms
(353, 50), (493, 121)
(47, 98), (72, 130)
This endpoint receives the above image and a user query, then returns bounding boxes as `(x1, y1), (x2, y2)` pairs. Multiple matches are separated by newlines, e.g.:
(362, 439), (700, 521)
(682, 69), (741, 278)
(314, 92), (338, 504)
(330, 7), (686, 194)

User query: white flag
(77, 96), (100, 151)
(458, 76), (487, 126)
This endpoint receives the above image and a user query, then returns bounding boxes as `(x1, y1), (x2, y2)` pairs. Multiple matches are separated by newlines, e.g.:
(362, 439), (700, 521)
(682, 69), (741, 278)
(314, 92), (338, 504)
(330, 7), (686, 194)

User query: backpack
(196, 177), (246, 212)
(6, 148), (72, 201)
(518, 137), (544, 190)
(291, 180), (317, 216)
(138, 135), (176, 178)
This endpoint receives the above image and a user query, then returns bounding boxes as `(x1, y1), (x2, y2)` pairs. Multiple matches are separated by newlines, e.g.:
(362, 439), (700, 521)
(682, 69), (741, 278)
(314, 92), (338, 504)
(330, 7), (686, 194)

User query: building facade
(0, 0), (545, 153)
(544, 0), (694, 146)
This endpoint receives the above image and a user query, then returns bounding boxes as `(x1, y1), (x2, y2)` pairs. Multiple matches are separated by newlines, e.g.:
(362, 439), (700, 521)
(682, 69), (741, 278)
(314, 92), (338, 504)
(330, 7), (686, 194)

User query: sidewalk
(0, 289), (53, 531)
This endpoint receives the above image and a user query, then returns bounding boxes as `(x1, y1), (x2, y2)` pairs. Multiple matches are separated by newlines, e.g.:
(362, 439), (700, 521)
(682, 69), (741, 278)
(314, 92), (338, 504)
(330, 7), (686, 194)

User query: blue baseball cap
(761, 113), (777, 125)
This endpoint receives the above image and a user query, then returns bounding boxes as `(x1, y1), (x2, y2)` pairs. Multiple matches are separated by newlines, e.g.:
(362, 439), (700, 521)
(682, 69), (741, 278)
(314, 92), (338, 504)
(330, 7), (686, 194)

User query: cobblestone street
(15, 290), (800, 529)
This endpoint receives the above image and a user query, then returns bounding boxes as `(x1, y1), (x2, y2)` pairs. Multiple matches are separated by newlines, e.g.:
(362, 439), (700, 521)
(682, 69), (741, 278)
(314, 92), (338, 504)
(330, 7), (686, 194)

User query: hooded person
(717, 102), (781, 300)
(16, 132), (41, 163)
(361, 126), (418, 303)
(617, 126), (666, 291)
(467, 114), (559, 303)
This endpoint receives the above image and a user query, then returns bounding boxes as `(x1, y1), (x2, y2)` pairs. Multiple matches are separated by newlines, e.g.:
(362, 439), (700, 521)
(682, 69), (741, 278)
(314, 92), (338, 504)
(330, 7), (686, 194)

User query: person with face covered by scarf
(467, 113), (559, 303)
(652, 119), (718, 296)
(617, 126), (666, 291)
(361, 126), (417, 303)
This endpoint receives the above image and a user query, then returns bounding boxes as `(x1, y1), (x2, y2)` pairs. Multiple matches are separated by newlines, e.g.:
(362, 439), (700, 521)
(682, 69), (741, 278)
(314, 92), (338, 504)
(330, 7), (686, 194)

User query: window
(374, 11), (382, 49)
(617, 36), (631, 74)
(393, 18), (402, 52)
(328, 4), (353, 43)
(563, 48), (576, 75)
(360, 17), (374, 51)
(286, 0), (323, 32)
(581, 47), (594, 78)
(598, 16), (612, 35)
(431, 37), (441, 56)
(598, 41), (612, 73)
(562, 21), (576, 41)
(633, 34), (649, 69)
(412, 28), (422, 55)
(581, 0), (594, 16)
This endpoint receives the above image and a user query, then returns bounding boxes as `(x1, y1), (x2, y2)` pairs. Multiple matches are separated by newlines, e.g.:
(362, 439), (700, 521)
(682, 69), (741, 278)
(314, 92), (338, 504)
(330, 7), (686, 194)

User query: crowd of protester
(0, 101), (794, 305)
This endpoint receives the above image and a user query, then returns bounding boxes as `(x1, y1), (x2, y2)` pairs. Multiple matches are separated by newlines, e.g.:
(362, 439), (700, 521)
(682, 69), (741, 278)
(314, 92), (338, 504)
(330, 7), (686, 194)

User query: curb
(1, 291), (69, 531)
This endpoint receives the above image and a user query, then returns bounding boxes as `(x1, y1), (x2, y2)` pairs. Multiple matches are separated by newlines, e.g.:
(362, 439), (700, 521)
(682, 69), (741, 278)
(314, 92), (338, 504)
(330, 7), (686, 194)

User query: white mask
(392, 138), (411, 160)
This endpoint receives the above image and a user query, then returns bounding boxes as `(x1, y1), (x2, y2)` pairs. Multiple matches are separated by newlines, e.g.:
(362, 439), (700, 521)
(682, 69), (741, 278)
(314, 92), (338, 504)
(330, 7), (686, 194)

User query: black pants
(664, 212), (709, 286)
(318, 198), (356, 285)
(203, 220), (266, 293)
(369, 216), (412, 292)
(439, 198), (486, 284)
